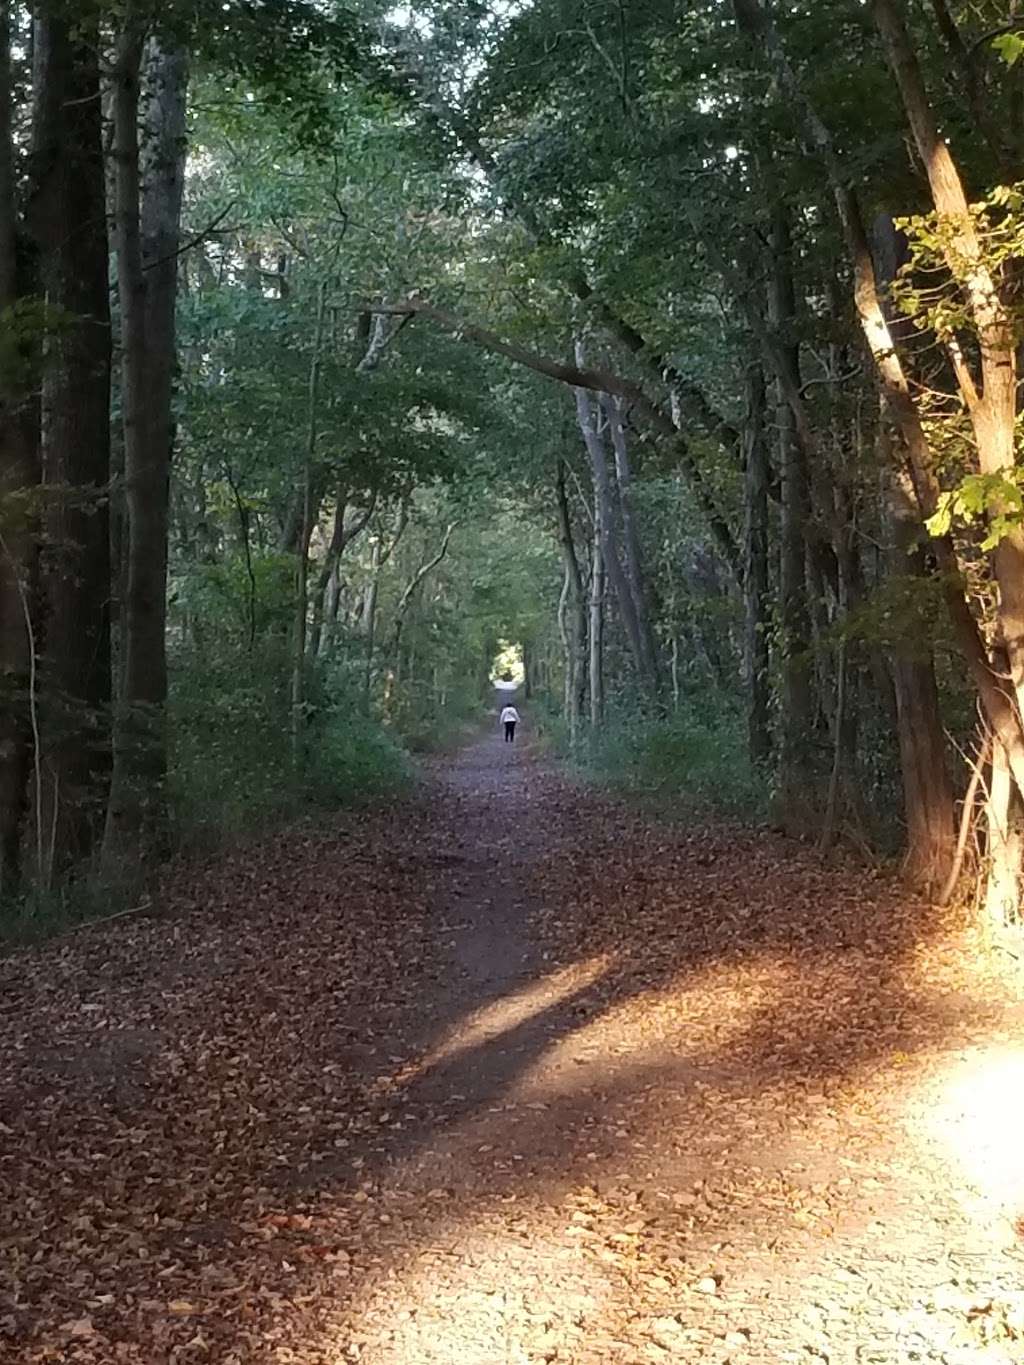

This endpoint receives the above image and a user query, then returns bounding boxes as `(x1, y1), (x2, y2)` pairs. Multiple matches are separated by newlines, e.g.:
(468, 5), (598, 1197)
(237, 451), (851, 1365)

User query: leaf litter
(2, 734), (1023, 1363)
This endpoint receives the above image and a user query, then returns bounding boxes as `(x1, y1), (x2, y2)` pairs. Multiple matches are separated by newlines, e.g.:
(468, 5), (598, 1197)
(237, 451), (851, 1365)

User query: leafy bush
(168, 640), (409, 849)
(580, 705), (767, 821)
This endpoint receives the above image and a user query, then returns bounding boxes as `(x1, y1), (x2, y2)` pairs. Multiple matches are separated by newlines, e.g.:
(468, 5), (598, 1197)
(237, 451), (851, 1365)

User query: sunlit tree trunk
(984, 739), (1023, 925)
(30, 4), (112, 875)
(739, 0), (1020, 888)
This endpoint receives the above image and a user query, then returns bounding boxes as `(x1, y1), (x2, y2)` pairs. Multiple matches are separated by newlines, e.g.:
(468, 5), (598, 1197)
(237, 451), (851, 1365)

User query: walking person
(501, 703), (520, 744)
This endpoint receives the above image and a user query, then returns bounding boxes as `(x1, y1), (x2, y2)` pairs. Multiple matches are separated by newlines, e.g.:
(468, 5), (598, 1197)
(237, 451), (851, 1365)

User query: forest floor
(3, 734), (1024, 1365)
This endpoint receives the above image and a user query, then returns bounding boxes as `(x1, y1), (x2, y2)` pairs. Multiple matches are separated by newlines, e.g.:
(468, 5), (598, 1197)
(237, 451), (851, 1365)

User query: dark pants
(504, 721), (516, 743)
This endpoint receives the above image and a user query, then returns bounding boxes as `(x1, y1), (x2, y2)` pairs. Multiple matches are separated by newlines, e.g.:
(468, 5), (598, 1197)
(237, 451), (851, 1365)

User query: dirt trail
(2, 733), (1024, 1364)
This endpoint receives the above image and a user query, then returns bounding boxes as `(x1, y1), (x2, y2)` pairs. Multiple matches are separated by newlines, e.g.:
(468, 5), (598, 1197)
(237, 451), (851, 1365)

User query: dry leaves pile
(2, 738), (1023, 1364)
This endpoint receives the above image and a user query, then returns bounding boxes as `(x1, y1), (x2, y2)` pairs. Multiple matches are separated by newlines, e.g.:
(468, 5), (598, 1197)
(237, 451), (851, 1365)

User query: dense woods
(2, 0), (1024, 924)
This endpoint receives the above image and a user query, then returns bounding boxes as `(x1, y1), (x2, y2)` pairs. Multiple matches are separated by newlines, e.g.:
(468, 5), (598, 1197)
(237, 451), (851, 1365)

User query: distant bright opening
(490, 640), (524, 690)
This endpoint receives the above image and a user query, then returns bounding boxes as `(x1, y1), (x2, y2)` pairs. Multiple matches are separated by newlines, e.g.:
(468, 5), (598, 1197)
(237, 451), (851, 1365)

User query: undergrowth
(168, 644), (411, 848)
(578, 706), (767, 821)
(1, 644), (412, 944)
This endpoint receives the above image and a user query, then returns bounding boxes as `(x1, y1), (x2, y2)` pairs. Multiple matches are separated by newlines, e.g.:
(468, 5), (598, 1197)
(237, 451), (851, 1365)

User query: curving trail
(2, 732), (1024, 1364)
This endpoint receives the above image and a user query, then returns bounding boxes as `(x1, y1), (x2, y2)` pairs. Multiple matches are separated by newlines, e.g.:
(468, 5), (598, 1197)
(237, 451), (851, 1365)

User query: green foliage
(926, 470), (1024, 550)
(580, 704), (766, 822)
(841, 572), (949, 658)
(168, 640), (410, 847)
(992, 32), (1024, 68)
(895, 183), (1024, 331)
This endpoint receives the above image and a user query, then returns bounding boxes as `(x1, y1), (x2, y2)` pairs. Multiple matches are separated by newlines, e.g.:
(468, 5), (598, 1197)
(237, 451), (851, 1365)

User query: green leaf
(992, 32), (1024, 68)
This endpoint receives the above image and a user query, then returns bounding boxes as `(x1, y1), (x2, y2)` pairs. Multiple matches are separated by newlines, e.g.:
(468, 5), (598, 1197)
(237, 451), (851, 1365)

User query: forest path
(3, 734), (1024, 1363)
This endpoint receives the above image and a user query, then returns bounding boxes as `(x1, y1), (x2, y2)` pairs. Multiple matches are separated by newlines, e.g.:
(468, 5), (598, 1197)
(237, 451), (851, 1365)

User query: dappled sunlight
(399, 953), (612, 1083)
(6, 740), (1024, 1363)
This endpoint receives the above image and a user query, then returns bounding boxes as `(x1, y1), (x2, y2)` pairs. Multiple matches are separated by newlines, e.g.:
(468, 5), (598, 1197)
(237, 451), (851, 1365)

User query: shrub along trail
(2, 734), (1024, 1364)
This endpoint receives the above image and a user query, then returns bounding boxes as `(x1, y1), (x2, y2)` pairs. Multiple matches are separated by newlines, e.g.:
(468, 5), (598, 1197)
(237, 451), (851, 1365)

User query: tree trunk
(309, 492), (375, 657)
(362, 540), (381, 709)
(29, 5), (112, 875)
(573, 360), (655, 696)
(0, 0), (39, 892)
(291, 282), (326, 766)
(601, 394), (659, 685)
(741, 362), (771, 765)
(871, 0), (1024, 719)
(887, 463), (956, 891)
(105, 35), (187, 858)
(555, 460), (586, 744)
(589, 486), (605, 728)
(767, 207), (815, 824)
(984, 740), (1023, 925)
(309, 491), (346, 660)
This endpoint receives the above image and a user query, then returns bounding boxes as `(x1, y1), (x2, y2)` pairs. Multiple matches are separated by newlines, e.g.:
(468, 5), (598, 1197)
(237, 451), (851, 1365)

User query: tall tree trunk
(871, 0), (1024, 717)
(767, 207), (815, 823)
(105, 34), (187, 857)
(0, 0), (39, 891)
(573, 361), (654, 695)
(741, 362), (771, 765)
(309, 490), (346, 660)
(309, 492), (376, 658)
(601, 394), (659, 685)
(885, 462), (956, 892)
(29, 5), (112, 875)
(589, 486), (605, 728)
(984, 739), (1023, 925)
(362, 540), (382, 710)
(555, 460), (586, 744)
(291, 282), (326, 766)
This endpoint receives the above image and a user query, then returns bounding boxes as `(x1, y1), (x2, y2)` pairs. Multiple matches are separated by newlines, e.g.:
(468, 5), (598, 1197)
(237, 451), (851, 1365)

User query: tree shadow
(1, 748), (1016, 1362)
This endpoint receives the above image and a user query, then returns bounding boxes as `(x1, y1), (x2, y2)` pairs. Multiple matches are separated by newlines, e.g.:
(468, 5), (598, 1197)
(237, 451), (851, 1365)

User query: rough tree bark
(555, 459), (586, 744)
(767, 205), (815, 824)
(573, 352), (657, 697)
(984, 736), (1023, 925)
(873, 217), (956, 891)
(105, 33), (188, 858)
(600, 394), (660, 686)
(589, 488), (605, 729)
(741, 363), (771, 765)
(0, 0), (39, 891)
(29, 4), (112, 875)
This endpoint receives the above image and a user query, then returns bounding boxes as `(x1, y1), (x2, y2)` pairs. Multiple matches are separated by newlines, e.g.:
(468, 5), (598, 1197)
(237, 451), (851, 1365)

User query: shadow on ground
(2, 731), (1022, 1363)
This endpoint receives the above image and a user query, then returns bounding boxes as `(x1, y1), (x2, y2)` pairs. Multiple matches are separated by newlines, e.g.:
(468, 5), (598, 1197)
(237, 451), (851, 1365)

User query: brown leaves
(2, 741), (1022, 1363)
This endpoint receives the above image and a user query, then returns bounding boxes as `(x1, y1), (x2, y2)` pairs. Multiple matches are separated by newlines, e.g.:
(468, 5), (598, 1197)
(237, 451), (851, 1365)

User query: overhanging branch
(365, 298), (743, 580)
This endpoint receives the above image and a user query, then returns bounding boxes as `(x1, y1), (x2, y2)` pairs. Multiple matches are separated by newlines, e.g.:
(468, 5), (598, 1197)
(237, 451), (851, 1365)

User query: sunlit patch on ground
(406, 955), (612, 1083)
(334, 1219), (614, 1364)
(910, 1041), (1024, 1237)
